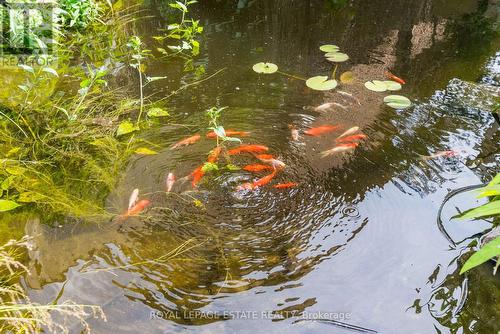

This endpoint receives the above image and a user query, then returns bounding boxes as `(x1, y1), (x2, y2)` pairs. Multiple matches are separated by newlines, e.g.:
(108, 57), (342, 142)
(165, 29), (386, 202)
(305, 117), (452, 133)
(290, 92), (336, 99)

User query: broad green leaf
(201, 162), (219, 173)
(319, 44), (339, 53)
(42, 67), (59, 77)
(306, 76), (338, 91)
(382, 80), (402, 91)
(326, 53), (349, 62)
(340, 71), (355, 84)
(460, 237), (500, 274)
(488, 173), (500, 187)
(364, 80), (387, 92)
(383, 95), (412, 109)
(147, 108), (169, 117)
(477, 185), (500, 198)
(1, 176), (15, 191)
(135, 147), (158, 155)
(253, 62), (278, 74)
(116, 120), (138, 137)
(458, 200), (500, 220)
(0, 200), (21, 212)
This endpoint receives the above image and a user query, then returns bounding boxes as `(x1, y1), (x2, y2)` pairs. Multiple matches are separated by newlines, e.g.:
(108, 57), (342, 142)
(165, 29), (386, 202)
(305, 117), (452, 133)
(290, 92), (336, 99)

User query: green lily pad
(382, 80), (402, 91)
(252, 62), (278, 74)
(326, 53), (349, 62)
(383, 95), (412, 109)
(340, 71), (355, 84)
(364, 80), (388, 92)
(320, 44), (340, 53)
(0, 199), (21, 212)
(306, 76), (338, 91)
(147, 107), (169, 117)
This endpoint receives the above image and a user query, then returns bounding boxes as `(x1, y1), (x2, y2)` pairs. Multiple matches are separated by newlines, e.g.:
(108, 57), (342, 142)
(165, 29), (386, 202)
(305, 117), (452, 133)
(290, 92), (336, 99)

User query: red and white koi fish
(314, 102), (334, 111)
(337, 126), (360, 139)
(305, 125), (341, 137)
(274, 182), (298, 189)
(165, 173), (176, 192)
(171, 134), (201, 149)
(385, 71), (406, 85)
(243, 164), (274, 173)
(190, 165), (205, 188)
(228, 144), (269, 155)
(237, 171), (278, 191)
(320, 143), (359, 158)
(421, 150), (459, 160)
(255, 154), (286, 170)
(206, 130), (250, 139)
(120, 199), (151, 222)
(336, 134), (367, 143)
(128, 188), (139, 210)
(207, 146), (222, 163)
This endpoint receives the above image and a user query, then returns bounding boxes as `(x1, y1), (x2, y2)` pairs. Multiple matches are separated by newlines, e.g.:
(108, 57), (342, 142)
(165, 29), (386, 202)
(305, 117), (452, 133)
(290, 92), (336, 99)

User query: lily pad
(147, 107), (169, 117)
(340, 71), (355, 84)
(382, 80), (402, 91)
(383, 95), (412, 109)
(252, 62), (278, 74)
(364, 80), (387, 92)
(319, 44), (340, 53)
(306, 76), (338, 91)
(326, 53), (349, 62)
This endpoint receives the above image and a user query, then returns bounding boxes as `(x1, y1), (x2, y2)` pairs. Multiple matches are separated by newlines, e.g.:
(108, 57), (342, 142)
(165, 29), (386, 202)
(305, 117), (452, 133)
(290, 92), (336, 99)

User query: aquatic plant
(383, 95), (412, 109)
(456, 174), (500, 274)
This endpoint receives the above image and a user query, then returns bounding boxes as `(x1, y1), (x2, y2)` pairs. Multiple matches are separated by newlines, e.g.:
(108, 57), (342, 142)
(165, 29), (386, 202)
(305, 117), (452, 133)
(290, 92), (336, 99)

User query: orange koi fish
(206, 130), (250, 138)
(385, 71), (406, 85)
(337, 126), (360, 139)
(228, 144), (269, 155)
(274, 182), (298, 189)
(165, 173), (176, 192)
(320, 143), (359, 158)
(171, 134), (201, 149)
(255, 154), (274, 160)
(190, 165), (205, 188)
(336, 134), (367, 143)
(207, 146), (222, 163)
(120, 199), (151, 222)
(243, 164), (274, 173)
(304, 125), (341, 136)
(252, 171), (277, 188)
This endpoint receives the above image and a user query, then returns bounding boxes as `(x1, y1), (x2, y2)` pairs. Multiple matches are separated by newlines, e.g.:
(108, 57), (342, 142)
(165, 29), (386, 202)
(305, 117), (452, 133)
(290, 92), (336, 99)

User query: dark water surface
(20, 1), (500, 333)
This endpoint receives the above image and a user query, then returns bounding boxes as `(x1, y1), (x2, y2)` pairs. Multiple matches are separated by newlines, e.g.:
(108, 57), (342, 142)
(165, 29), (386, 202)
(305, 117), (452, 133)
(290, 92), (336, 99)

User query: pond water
(9, 0), (500, 333)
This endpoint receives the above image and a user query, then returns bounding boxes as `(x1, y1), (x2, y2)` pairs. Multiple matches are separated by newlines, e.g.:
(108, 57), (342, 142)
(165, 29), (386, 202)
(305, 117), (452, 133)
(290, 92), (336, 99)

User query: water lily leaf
(135, 147), (158, 155)
(319, 44), (339, 53)
(252, 62), (278, 74)
(460, 237), (500, 274)
(326, 53), (349, 62)
(383, 95), (412, 109)
(340, 71), (355, 84)
(306, 76), (338, 91)
(364, 80), (387, 92)
(382, 80), (402, 91)
(0, 200), (21, 212)
(147, 107), (169, 117)
(116, 120), (139, 136)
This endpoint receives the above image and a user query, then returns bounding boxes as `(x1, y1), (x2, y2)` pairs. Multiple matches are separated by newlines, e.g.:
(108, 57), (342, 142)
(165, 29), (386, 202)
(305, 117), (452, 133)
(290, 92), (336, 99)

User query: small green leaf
(383, 95), (412, 109)
(201, 162), (219, 173)
(18, 64), (34, 74)
(225, 164), (240, 171)
(477, 185), (500, 198)
(116, 120), (139, 137)
(364, 80), (387, 92)
(18, 192), (45, 203)
(224, 137), (242, 143)
(1, 176), (15, 191)
(42, 67), (59, 77)
(147, 107), (170, 117)
(460, 237), (500, 274)
(326, 52), (349, 62)
(146, 76), (167, 83)
(319, 44), (339, 53)
(6, 166), (26, 176)
(213, 126), (226, 138)
(135, 147), (158, 155)
(458, 200), (500, 220)
(306, 76), (338, 91)
(252, 62), (278, 74)
(0, 200), (21, 212)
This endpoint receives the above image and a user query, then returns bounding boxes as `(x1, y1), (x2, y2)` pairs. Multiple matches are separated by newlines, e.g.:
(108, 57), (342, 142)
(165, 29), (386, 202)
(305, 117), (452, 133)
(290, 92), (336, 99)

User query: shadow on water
(16, 0), (500, 333)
